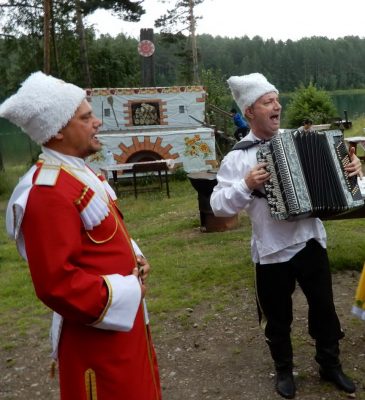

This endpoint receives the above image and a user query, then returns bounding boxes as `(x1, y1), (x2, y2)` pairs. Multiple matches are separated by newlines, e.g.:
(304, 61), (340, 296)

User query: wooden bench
(132, 161), (170, 198)
(100, 160), (173, 197)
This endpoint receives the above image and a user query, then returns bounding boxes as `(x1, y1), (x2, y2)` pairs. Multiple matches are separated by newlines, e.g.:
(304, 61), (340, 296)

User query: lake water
(1, 92), (365, 168)
(331, 93), (365, 119)
(280, 92), (365, 120)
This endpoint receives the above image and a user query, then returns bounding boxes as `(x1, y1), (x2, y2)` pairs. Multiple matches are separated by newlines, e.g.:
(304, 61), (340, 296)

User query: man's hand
(346, 147), (363, 178)
(136, 256), (150, 282)
(132, 256), (151, 298)
(245, 162), (271, 190)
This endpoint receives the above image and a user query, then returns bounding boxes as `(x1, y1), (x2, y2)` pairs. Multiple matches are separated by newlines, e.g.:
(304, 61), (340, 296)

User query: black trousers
(255, 239), (344, 350)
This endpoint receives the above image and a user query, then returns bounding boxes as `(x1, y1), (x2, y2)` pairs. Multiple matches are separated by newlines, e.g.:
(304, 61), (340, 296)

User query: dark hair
(303, 118), (312, 125)
(231, 108), (237, 114)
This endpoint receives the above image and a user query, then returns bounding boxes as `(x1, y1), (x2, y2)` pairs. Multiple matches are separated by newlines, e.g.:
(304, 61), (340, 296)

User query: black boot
(267, 338), (296, 399)
(319, 366), (356, 393)
(276, 369), (296, 399)
(315, 341), (356, 394)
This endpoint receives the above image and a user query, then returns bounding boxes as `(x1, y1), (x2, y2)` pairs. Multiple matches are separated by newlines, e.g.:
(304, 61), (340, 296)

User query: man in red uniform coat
(1, 71), (162, 399)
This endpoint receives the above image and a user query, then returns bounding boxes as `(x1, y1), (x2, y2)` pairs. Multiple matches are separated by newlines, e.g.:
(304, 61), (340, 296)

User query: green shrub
(0, 170), (11, 198)
(0, 166), (27, 199)
(172, 167), (188, 181)
(283, 83), (338, 128)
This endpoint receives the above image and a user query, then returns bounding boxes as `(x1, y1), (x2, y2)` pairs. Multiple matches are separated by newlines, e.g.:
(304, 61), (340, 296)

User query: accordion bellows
(257, 130), (364, 220)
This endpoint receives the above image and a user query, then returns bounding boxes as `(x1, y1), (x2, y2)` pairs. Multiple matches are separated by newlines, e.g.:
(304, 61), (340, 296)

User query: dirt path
(1, 271), (364, 399)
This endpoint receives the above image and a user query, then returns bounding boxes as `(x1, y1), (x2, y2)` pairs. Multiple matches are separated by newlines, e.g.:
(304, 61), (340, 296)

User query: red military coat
(17, 159), (161, 400)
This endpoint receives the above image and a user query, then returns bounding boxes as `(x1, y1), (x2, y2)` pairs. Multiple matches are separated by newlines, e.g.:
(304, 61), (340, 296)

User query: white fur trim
(0, 71), (85, 145)
(92, 274), (141, 331)
(227, 73), (278, 112)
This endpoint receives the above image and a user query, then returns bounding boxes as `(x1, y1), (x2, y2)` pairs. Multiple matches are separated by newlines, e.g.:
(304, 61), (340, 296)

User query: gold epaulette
(34, 163), (61, 186)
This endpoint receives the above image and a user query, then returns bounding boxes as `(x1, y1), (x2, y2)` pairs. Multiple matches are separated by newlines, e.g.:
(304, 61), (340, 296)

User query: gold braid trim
(85, 368), (98, 400)
(108, 204), (137, 265)
(142, 305), (161, 399)
(74, 186), (90, 206)
(49, 360), (57, 379)
(91, 275), (113, 326)
(85, 210), (118, 244)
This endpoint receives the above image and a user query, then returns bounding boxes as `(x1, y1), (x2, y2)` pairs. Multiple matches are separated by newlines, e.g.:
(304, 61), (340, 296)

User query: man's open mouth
(270, 114), (280, 122)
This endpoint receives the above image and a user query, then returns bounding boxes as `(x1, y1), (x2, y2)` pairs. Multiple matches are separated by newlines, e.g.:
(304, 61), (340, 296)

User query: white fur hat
(0, 71), (85, 145)
(227, 73), (278, 113)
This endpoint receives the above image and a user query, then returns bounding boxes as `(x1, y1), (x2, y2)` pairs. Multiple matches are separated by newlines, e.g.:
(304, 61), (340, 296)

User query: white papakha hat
(0, 71), (86, 145)
(227, 73), (278, 113)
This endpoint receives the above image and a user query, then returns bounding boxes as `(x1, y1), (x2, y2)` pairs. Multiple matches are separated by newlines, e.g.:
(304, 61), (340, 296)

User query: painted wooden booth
(85, 85), (217, 176)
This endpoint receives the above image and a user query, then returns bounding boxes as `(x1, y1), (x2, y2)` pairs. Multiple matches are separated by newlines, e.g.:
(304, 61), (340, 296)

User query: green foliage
(200, 68), (230, 109)
(154, 0), (204, 33)
(197, 35), (365, 92)
(200, 68), (234, 141)
(0, 0), (145, 94)
(81, 0), (144, 22)
(88, 33), (140, 87)
(345, 115), (365, 137)
(171, 167), (188, 181)
(0, 171), (10, 197)
(283, 83), (338, 128)
(154, 33), (186, 85)
(2, 30), (365, 95)
(154, 0), (204, 84)
(0, 165), (28, 200)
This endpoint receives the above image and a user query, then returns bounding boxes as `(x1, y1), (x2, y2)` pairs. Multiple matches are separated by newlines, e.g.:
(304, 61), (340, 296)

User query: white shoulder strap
(34, 164), (61, 186)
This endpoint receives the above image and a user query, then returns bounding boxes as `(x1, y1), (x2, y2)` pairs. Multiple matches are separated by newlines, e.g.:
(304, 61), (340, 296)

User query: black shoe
(275, 370), (296, 399)
(319, 366), (356, 393)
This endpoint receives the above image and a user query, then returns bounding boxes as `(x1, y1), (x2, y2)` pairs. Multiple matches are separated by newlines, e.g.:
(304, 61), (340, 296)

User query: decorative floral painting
(184, 134), (212, 158)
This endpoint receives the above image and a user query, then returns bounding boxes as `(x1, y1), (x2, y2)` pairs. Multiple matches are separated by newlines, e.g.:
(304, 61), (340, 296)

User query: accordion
(256, 130), (364, 220)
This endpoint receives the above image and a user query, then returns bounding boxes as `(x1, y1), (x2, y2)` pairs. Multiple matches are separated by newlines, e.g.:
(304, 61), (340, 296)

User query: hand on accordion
(245, 162), (271, 190)
(346, 147), (363, 178)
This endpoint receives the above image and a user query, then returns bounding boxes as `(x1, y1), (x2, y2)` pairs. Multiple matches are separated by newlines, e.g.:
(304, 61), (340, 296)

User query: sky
(86, 0), (365, 42)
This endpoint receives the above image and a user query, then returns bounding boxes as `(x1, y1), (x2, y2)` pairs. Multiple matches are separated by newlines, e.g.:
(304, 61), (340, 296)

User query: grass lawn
(1, 177), (364, 350)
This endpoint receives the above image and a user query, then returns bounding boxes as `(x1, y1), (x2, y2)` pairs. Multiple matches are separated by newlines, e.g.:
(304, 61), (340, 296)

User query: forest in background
(1, 32), (365, 100)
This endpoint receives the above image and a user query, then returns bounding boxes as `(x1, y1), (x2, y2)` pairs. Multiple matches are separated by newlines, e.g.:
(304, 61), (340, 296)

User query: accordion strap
(251, 189), (267, 199)
(231, 140), (267, 151)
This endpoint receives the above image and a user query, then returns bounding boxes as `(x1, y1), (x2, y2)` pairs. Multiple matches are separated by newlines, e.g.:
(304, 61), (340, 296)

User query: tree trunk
(188, 0), (199, 84)
(43, 0), (51, 74)
(75, 0), (92, 87)
(50, 0), (60, 76)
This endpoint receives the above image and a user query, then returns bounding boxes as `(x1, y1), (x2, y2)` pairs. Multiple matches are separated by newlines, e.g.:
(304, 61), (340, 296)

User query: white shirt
(210, 131), (327, 264)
